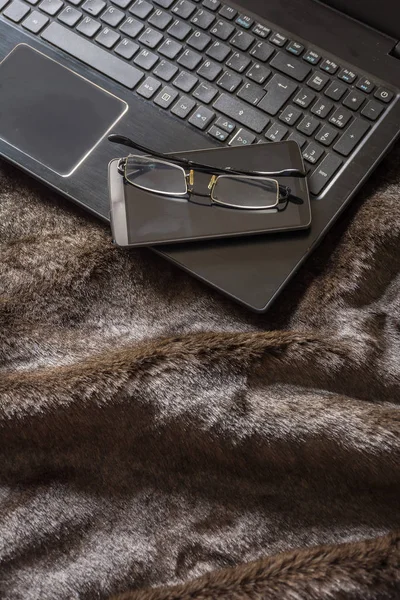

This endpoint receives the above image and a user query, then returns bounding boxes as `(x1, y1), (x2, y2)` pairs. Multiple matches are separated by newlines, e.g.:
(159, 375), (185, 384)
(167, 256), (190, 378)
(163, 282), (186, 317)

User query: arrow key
(215, 116), (236, 133)
(188, 105), (215, 130)
(208, 125), (229, 142)
(229, 128), (256, 146)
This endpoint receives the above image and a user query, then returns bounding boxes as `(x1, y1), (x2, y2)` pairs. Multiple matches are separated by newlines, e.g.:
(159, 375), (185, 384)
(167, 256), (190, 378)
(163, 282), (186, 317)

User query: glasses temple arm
(108, 134), (306, 178)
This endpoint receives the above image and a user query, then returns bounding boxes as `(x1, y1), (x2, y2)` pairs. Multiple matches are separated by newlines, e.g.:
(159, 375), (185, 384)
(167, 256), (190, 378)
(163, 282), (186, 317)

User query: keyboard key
(217, 71), (242, 92)
(154, 0), (174, 6)
(250, 41), (274, 62)
(139, 27), (163, 48)
(39, 0), (63, 14)
(171, 95), (196, 118)
(307, 71), (329, 91)
(333, 118), (370, 156)
(114, 37), (139, 59)
(119, 16), (144, 38)
(202, 0), (219, 10)
(208, 125), (229, 141)
(206, 40), (230, 62)
(173, 70), (198, 91)
(214, 93), (269, 132)
(310, 98), (333, 118)
(229, 128), (256, 145)
(269, 52), (311, 82)
(178, 48), (202, 69)
(361, 100), (384, 121)
(258, 74), (297, 116)
(357, 77), (374, 94)
(297, 115), (319, 136)
(129, 0), (152, 18)
(168, 18), (191, 39)
(226, 51), (251, 73)
(315, 124), (338, 146)
(302, 142), (324, 164)
(237, 81), (265, 105)
(158, 38), (182, 59)
(25, 0), (39, 5)
(154, 86), (179, 108)
(3, 0), (29, 19)
(193, 81), (217, 103)
(329, 107), (352, 128)
(288, 131), (306, 148)
(320, 58), (339, 74)
(82, 0), (104, 15)
(279, 105), (302, 125)
(303, 50), (320, 65)
(374, 87), (394, 103)
(246, 62), (271, 84)
(235, 13), (253, 29)
(58, 4), (80, 22)
(134, 48), (158, 69)
(153, 59), (178, 81)
(96, 26), (119, 47)
(338, 68), (356, 84)
(188, 105), (215, 129)
(191, 8), (214, 29)
(210, 19), (234, 40)
(269, 32), (286, 47)
(151, 8), (174, 30)
(324, 81), (347, 101)
(110, 0), (130, 8)
(343, 90), (365, 111)
(265, 122), (287, 141)
(187, 30), (211, 51)
(42, 22), (144, 87)
(252, 23), (270, 38)
(286, 40), (304, 56)
(215, 116), (235, 133)
(293, 88), (316, 108)
(218, 5), (236, 20)
(77, 15), (101, 36)
(148, 8), (172, 29)
(137, 76), (162, 98)
(231, 30), (255, 52)
(309, 153), (342, 195)
(22, 9), (48, 31)
(101, 5), (124, 26)
(172, 0), (196, 19)
(197, 59), (222, 81)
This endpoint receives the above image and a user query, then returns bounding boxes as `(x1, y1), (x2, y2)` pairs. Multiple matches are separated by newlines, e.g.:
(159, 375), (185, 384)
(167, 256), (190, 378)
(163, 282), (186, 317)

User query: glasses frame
(109, 134), (307, 211)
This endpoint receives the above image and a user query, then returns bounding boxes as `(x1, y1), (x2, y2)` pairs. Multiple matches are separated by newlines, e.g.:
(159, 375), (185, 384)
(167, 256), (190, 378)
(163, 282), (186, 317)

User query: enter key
(258, 74), (297, 116)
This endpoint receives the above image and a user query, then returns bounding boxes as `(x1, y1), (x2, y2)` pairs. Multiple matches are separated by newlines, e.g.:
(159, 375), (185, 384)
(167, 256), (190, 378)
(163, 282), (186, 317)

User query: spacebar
(42, 23), (144, 89)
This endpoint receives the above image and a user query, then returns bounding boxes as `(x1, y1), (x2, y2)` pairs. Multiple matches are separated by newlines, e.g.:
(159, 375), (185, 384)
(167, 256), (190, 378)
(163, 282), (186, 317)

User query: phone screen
(110, 141), (311, 247)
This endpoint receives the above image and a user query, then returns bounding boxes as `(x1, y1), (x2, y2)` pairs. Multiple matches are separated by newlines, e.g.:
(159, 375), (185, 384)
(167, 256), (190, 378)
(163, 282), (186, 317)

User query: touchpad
(0, 44), (127, 176)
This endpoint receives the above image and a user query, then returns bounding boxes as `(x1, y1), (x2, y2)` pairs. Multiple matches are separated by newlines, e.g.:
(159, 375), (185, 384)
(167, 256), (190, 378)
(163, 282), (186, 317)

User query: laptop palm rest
(0, 44), (127, 177)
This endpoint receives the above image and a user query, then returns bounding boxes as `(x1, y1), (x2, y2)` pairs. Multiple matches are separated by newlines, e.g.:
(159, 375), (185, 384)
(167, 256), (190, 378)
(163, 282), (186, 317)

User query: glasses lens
(212, 176), (279, 210)
(125, 155), (187, 195)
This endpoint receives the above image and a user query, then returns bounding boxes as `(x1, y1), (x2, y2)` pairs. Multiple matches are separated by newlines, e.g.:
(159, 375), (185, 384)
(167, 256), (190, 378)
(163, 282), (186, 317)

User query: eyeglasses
(109, 134), (306, 211)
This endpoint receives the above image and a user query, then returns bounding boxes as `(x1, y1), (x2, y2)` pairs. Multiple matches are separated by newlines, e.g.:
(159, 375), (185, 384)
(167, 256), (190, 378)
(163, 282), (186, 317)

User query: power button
(374, 87), (394, 103)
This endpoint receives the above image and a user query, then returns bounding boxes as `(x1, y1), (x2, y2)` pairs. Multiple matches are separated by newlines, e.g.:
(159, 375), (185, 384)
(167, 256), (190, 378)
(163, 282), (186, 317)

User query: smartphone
(109, 141), (311, 248)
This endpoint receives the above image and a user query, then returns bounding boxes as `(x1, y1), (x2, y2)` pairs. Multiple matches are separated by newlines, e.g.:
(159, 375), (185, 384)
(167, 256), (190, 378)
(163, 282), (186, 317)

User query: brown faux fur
(0, 142), (399, 600)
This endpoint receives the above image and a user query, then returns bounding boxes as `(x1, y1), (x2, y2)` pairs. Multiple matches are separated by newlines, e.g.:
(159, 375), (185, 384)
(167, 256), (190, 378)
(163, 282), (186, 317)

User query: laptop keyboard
(0, 0), (396, 196)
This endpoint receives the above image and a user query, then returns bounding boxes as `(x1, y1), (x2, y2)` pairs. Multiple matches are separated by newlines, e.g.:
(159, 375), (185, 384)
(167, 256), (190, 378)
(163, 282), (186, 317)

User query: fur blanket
(0, 143), (399, 600)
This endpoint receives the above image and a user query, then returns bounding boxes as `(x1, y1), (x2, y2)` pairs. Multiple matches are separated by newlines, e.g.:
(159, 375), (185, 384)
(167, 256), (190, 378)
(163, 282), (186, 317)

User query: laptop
(0, 0), (399, 312)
